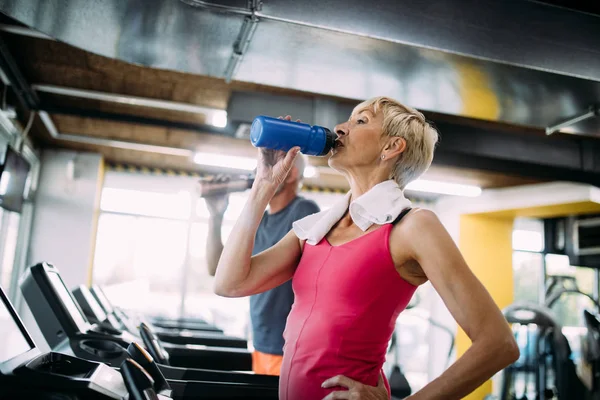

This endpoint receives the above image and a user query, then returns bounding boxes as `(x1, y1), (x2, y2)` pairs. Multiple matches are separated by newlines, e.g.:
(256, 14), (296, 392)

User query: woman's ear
(383, 137), (406, 160)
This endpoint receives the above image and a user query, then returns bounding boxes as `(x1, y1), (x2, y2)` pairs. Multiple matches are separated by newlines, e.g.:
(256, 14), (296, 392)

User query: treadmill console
(20, 263), (130, 366)
(0, 285), (127, 399)
(0, 285), (36, 375)
(73, 284), (108, 323)
(21, 262), (92, 347)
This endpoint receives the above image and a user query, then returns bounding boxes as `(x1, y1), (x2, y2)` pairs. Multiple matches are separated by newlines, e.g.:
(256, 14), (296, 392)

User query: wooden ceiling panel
(41, 93), (210, 125)
(49, 114), (257, 158)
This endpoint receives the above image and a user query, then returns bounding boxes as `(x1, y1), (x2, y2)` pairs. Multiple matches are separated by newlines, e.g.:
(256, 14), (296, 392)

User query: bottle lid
(320, 128), (337, 156)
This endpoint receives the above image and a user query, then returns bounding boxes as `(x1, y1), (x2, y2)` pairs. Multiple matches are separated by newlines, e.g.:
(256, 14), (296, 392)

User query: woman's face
(328, 108), (386, 173)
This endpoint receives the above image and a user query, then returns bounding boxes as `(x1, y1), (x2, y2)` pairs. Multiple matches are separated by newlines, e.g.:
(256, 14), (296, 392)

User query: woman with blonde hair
(214, 96), (519, 400)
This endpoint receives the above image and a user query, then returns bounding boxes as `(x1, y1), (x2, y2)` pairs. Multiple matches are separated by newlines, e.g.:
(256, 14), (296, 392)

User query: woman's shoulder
(391, 208), (443, 238)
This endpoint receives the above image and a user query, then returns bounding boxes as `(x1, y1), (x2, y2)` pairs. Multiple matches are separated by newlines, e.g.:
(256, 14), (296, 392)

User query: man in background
(205, 154), (320, 375)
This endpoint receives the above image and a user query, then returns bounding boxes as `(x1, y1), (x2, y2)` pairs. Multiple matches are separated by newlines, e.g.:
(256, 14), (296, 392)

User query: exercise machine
(501, 302), (600, 400)
(72, 284), (247, 348)
(90, 284), (223, 334)
(19, 263), (280, 398)
(0, 284), (128, 399)
(20, 262), (252, 370)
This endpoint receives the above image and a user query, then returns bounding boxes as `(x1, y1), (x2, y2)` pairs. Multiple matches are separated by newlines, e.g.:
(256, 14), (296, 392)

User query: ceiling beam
(433, 120), (600, 186)
(33, 84), (226, 120)
(42, 105), (235, 137)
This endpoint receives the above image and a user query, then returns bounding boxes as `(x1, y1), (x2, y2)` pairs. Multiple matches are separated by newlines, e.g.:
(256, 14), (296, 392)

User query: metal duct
(0, 0), (599, 135)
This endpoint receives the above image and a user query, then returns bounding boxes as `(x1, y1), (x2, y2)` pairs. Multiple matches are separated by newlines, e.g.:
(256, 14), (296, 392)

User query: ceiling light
(193, 152), (257, 171)
(210, 111), (228, 128)
(405, 179), (482, 197)
(304, 166), (318, 178)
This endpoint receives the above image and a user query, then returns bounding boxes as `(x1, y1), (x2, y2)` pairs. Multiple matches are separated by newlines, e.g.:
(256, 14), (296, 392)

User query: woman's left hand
(321, 373), (388, 399)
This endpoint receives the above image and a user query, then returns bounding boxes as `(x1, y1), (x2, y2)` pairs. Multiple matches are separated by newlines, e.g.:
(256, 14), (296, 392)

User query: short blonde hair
(352, 96), (439, 189)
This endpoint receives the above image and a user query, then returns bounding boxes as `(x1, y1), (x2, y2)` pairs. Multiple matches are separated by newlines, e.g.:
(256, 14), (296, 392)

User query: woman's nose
(334, 122), (348, 137)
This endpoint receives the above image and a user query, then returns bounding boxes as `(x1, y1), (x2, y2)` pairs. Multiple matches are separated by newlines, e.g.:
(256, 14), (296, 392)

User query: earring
(381, 155), (385, 160)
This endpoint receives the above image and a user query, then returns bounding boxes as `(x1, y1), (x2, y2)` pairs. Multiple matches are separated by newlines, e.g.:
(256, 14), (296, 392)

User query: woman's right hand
(253, 115), (301, 192)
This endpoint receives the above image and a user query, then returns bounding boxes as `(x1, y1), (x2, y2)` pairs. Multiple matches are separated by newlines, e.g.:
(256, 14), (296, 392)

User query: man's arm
(205, 195), (229, 277)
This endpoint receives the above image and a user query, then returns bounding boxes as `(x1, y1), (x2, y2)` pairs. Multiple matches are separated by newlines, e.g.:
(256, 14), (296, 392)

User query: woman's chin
(327, 155), (344, 171)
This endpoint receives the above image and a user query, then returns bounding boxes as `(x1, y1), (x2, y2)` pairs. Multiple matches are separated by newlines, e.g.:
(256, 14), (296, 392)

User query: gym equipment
(90, 284), (223, 333)
(501, 302), (600, 400)
(545, 275), (600, 314)
(72, 284), (248, 348)
(20, 262), (253, 371)
(19, 263), (280, 399)
(120, 358), (165, 400)
(501, 303), (558, 400)
(0, 284), (128, 399)
(126, 340), (278, 389)
(581, 310), (600, 394)
(118, 343), (278, 399)
(388, 330), (412, 399)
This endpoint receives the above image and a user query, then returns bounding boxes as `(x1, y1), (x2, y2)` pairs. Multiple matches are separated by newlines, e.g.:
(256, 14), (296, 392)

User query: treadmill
(0, 284), (128, 399)
(2, 281), (276, 399)
(72, 284), (247, 348)
(151, 315), (216, 332)
(20, 262), (252, 371)
(72, 278), (277, 388)
(91, 284), (223, 334)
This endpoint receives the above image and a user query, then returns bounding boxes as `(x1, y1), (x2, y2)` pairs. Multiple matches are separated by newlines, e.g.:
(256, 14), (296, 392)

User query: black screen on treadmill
(0, 292), (32, 362)
(85, 291), (107, 321)
(93, 286), (114, 313)
(46, 272), (89, 332)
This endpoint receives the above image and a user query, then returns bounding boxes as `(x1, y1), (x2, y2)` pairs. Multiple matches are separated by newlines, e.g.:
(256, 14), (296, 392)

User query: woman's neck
(346, 170), (391, 202)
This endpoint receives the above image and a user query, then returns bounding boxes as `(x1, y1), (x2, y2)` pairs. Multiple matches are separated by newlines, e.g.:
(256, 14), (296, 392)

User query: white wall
(27, 150), (103, 289)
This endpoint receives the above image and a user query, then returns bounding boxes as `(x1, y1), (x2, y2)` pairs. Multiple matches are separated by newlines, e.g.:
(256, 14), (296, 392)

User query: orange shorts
(252, 350), (283, 376)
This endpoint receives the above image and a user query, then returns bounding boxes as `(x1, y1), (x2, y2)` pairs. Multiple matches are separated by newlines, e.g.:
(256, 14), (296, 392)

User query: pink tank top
(280, 221), (418, 400)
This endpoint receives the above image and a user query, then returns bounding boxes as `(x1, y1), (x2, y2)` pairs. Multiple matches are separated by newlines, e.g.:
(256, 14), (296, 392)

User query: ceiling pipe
(545, 105), (600, 135)
(33, 84), (225, 121)
(0, 24), (54, 40)
(224, 15), (259, 83)
(177, 0), (254, 16)
(223, 0), (262, 83)
(38, 111), (193, 157)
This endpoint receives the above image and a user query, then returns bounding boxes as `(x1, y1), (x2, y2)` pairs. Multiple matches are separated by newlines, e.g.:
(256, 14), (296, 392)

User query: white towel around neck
(293, 180), (412, 245)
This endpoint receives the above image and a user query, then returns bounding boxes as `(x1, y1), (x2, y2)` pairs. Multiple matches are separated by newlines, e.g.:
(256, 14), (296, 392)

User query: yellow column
(457, 214), (514, 399)
(87, 156), (105, 286)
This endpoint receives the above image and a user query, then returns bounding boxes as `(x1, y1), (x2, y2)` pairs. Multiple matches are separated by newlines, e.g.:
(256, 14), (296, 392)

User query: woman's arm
(401, 209), (519, 399)
(214, 140), (304, 298)
(214, 203), (303, 297)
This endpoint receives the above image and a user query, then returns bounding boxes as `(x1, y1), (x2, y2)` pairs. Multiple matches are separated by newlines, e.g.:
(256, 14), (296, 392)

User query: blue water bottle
(250, 116), (337, 156)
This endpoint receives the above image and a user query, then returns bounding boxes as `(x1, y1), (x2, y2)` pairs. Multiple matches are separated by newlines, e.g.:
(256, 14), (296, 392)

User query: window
(93, 213), (189, 317)
(0, 210), (20, 294)
(101, 188), (192, 220)
(511, 218), (598, 329)
(512, 218), (545, 304)
(513, 251), (543, 304)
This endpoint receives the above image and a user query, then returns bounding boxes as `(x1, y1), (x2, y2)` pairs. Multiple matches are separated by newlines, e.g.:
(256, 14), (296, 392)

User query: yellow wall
(457, 214), (514, 399)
